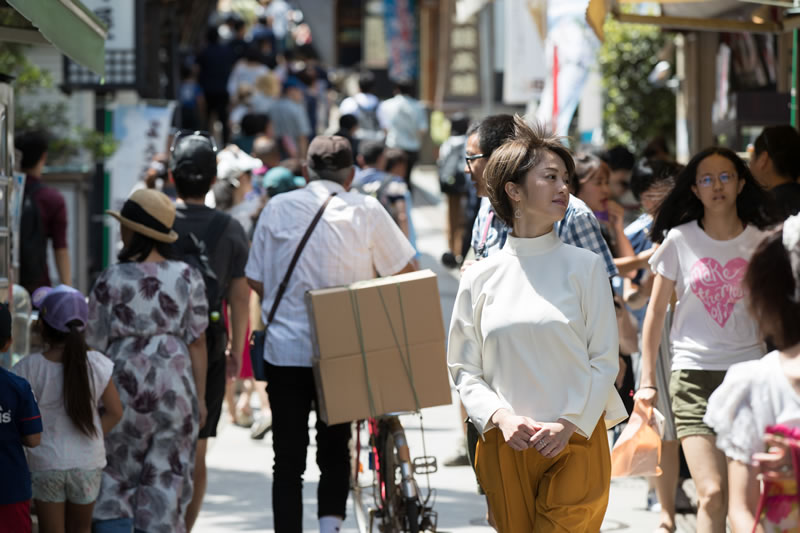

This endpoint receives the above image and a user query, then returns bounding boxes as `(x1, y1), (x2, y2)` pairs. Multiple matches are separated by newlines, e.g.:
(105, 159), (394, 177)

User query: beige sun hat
(106, 189), (179, 243)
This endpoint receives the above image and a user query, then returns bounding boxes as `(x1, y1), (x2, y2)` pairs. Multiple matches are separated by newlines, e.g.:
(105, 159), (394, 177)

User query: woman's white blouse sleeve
(447, 271), (512, 435)
(562, 256), (621, 437)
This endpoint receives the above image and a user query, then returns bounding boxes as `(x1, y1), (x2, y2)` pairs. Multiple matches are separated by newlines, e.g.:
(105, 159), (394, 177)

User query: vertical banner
(64, 0), (137, 88)
(437, 0), (483, 105)
(502, 0), (546, 104)
(534, 0), (600, 135)
(105, 103), (175, 265)
(383, 0), (418, 80)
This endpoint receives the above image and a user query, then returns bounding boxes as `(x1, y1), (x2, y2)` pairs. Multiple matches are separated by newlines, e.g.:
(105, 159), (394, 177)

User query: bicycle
(351, 414), (438, 533)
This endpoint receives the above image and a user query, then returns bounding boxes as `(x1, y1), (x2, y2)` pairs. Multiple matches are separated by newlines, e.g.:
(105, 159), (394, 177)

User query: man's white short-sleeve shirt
(246, 179), (416, 367)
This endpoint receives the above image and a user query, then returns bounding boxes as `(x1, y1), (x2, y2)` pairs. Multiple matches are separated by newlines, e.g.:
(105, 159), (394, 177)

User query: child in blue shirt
(0, 303), (43, 533)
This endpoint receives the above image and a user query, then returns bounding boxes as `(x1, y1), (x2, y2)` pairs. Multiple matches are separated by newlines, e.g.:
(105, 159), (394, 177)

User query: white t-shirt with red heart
(650, 220), (767, 371)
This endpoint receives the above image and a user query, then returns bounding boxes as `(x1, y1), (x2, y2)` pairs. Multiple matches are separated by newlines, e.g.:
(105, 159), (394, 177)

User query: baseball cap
(32, 285), (88, 333)
(170, 131), (218, 180)
(262, 166), (306, 196)
(217, 147), (262, 187)
(307, 136), (353, 172)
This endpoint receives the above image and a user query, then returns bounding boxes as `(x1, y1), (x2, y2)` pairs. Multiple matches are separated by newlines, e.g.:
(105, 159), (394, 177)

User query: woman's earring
(514, 207), (522, 219)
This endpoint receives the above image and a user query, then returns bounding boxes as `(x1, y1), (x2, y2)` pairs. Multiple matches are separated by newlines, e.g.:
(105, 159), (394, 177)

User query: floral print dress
(87, 260), (208, 533)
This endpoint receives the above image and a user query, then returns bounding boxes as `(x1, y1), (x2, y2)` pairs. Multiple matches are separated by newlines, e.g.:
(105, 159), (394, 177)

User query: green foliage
(0, 43), (117, 163)
(598, 18), (675, 154)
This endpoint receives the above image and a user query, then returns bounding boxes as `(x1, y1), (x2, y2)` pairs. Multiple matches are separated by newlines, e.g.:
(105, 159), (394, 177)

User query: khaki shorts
(31, 468), (103, 504)
(669, 369), (727, 440)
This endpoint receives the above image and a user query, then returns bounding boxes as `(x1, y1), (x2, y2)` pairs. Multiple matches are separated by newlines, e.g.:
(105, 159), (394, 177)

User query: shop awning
(4, 0), (108, 76)
(587, 0), (790, 41)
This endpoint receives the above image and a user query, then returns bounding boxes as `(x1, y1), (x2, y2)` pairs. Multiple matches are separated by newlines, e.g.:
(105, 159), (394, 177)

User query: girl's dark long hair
(118, 231), (177, 263)
(650, 147), (779, 243)
(41, 319), (96, 437)
(744, 229), (800, 349)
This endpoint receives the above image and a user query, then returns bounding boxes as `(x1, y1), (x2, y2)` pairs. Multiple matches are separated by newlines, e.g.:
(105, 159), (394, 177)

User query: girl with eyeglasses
(634, 147), (778, 533)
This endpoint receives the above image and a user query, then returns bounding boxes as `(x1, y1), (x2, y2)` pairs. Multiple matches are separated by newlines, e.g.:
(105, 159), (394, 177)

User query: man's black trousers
(265, 362), (352, 533)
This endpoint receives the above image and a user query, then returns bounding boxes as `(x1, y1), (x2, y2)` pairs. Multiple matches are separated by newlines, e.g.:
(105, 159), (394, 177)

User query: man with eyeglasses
(169, 131), (252, 531)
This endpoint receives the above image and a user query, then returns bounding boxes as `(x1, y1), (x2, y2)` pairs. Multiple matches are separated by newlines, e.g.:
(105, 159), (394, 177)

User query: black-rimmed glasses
(465, 153), (486, 174)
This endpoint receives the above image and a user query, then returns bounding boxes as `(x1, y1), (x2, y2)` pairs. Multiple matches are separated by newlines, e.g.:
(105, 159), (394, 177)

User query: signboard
(503, 0), (546, 104)
(64, 0), (137, 88)
(384, 0), (418, 81)
(105, 103), (175, 264)
(437, 0), (482, 104)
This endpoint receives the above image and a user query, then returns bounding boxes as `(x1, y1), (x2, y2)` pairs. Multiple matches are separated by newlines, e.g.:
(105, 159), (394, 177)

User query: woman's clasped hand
(491, 409), (577, 457)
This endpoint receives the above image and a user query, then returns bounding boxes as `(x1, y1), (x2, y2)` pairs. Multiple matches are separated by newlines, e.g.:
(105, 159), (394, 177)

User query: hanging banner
(383, 0), (418, 81)
(437, 0), (483, 104)
(534, 0), (599, 135)
(106, 103), (175, 264)
(503, 0), (547, 104)
(64, 0), (137, 88)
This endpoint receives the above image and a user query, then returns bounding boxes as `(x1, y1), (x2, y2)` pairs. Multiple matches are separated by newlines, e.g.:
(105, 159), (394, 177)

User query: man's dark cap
(307, 136), (353, 172)
(170, 135), (217, 180)
(0, 303), (11, 340)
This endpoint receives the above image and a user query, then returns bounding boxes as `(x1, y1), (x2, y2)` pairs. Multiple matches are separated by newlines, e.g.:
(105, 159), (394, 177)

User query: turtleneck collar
(503, 229), (561, 256)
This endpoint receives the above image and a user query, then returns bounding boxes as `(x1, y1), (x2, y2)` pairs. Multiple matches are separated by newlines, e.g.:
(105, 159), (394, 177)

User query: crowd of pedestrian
(445, 112), (800, 533)
(4, 7), (800, 533)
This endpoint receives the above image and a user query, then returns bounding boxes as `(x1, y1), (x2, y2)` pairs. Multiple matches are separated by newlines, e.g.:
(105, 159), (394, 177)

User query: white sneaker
(250, 411), (273, 440)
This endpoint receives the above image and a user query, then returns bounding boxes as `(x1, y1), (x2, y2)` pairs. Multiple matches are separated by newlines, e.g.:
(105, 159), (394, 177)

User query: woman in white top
(705, 216), (800, 532)
(636, 147), (777, 533)
(13, 285), (122, 533)
(448, 116), (626, 533)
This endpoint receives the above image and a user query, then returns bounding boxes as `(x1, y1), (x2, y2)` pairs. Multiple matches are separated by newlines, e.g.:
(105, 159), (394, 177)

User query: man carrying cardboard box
(245, 135), (417, 533)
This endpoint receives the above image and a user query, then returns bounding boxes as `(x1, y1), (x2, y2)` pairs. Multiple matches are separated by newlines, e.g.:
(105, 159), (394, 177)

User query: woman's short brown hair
(485, 115), (575, 227)
(744, 229), (800, 349)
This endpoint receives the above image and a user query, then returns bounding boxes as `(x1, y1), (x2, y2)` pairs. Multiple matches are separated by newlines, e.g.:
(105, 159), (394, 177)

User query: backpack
(353, 172), (402, 223)
(174, 210), (229, 315)
(174, 210), (230, 361)
(438, 138), (468, 195)
(355, 101), (384, 141)
(19, 181), (48, 294)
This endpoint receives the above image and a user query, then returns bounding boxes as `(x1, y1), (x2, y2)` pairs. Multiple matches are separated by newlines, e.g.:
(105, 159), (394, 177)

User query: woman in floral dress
(88, 189), (209, 533)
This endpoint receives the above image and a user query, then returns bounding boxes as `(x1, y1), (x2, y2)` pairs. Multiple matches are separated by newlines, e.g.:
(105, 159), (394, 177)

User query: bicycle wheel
(378, 418), (421, 533)
(404, 497), (420, 533)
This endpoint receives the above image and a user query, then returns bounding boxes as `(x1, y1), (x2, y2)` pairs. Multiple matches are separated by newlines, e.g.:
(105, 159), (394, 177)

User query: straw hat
(106, 189), (179, 243)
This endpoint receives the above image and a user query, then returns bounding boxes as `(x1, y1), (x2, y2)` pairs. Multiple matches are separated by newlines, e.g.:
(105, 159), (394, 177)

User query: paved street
(195, 167), (689, 532)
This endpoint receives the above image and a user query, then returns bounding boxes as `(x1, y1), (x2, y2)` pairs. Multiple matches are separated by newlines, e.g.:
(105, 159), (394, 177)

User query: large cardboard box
(306, 270), (451, 425)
